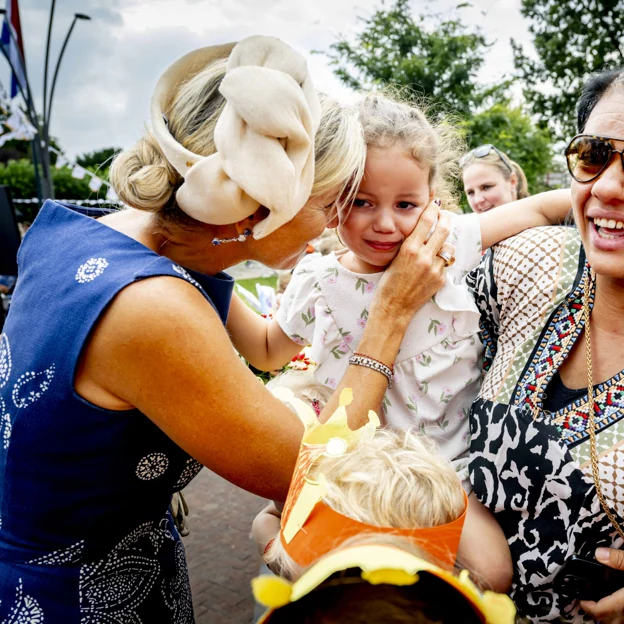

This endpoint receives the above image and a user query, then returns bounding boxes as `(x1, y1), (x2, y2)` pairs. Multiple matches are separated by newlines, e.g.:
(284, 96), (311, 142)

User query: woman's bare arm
(479, 189), (571, 250)
(77, 202), (450, 501)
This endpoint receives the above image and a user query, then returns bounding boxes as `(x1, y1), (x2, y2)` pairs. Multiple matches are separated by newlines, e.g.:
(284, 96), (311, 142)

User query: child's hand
(251, 502), (282, 559)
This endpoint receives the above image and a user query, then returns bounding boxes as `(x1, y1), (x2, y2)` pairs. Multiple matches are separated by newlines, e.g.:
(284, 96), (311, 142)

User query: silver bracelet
(348, 353), (393, 388)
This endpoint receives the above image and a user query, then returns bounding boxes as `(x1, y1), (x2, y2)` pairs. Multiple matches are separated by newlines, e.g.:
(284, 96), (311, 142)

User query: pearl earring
(212, 229), (253, 246)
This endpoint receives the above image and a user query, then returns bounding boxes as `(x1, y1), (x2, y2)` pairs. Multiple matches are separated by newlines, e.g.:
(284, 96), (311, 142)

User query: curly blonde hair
(346, 92), (465, 212)
(266, 428), (465, 580)
(110, 57), (365, 225)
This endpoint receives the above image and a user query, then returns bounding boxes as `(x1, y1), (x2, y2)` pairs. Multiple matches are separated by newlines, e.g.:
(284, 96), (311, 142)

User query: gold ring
(437, 250), (455, 267)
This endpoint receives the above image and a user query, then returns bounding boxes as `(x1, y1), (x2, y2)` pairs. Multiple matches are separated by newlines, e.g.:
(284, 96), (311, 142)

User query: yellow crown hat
(253, 543), (516, 623)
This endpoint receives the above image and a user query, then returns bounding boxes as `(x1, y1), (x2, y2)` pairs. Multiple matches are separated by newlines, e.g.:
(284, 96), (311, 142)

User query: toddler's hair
(266, 428), (466, 580)
(349, 92), (465, 212)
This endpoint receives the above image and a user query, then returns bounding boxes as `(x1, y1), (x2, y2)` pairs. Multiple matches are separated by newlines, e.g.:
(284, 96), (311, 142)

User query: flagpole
(42, 0), (55, 131)
(44, 12), (91, 197)
(0, 2), (91, 205)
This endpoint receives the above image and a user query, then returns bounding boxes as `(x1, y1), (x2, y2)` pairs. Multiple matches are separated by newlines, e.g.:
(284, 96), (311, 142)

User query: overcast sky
(3, 0), (534, 159)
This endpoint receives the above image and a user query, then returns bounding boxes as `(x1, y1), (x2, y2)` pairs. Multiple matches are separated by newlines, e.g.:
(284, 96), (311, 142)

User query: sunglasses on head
(565, 134), (624, 183)
(459, 144), (513, 173)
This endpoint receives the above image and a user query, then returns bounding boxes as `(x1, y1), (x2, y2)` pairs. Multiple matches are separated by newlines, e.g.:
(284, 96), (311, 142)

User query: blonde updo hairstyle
(266, 428), (466, 580)
(348, 92), (465, 213)
(461, 149), (530, 200)
(110, 57), (365, 225)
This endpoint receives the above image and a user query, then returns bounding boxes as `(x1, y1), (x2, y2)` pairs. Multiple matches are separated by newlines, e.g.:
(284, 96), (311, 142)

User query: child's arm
(457, 493), (513, 593)
(226, 294), (303, 371)
(478, 189), (571, 251)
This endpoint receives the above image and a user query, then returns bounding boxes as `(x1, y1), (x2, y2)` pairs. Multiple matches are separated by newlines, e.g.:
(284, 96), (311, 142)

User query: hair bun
(110, 134), (181, 211)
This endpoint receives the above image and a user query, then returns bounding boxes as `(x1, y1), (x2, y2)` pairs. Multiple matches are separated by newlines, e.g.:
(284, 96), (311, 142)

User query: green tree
(512, 0), (624, 139)
(323, 0), (498, 117)
(0, 159), (111, 222)
(461, 101), (555, 204)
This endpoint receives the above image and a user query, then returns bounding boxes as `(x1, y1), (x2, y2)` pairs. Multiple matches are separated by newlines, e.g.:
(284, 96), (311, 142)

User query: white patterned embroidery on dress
(27, 540), (85, 566)
(161, 541), (193, 624)
(75, 258), (110, 284)
(1, 397), (11, 450)
(173, 458), (203, 490)
(79, 516), (192, 623)
(0, 333), (11, 389)
(135, 452), (169, 481)
(3, 578), (44, 624)
(11, 365), (56, 410)
(172, 264), (201, 290)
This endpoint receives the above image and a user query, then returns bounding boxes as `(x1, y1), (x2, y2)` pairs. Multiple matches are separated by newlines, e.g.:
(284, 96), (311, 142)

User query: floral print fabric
(276, 212), (483, 490)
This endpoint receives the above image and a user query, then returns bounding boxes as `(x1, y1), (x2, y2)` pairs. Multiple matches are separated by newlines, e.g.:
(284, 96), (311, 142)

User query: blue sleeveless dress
(0, 201), (234, 623)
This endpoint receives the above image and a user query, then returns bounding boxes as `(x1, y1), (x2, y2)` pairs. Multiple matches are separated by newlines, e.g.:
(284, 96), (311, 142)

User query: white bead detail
(75, 257), (109, 283)
(0, 333), (11, 389)
(172, 264), (201, 290)
(1, 398), (11, 450)
(136, 452), (169, 480)
(174, 458), (203, 490)
(12, 365), (56, 409)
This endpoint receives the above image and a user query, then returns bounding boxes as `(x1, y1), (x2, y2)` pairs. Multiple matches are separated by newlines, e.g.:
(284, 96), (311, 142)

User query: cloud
(0, 0), (533, 159)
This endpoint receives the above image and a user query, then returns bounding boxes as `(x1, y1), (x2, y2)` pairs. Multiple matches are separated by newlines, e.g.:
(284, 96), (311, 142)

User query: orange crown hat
(253, 543), (516, 624)
(272, 387), (469, 570)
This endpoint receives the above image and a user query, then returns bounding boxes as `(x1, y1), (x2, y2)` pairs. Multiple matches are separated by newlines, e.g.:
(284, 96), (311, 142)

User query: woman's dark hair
(265, 571), (484, 624)
(577, 68), (624, 133)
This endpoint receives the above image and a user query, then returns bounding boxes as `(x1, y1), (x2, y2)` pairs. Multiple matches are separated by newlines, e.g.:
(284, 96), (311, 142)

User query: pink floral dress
(276, 212), (483, 490)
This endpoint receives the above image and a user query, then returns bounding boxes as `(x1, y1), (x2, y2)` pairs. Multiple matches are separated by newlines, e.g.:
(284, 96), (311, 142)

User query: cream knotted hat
(150, 35), (321, 239)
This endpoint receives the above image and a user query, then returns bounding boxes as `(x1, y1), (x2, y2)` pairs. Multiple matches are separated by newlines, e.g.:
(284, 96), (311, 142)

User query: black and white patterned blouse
(467, 226), (624, 623)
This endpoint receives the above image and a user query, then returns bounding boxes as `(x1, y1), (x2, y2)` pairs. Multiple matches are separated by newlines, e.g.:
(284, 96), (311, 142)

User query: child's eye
(352, 198), (370, 208)
(482, 185), (492, 191)
(466, 190), (474, 197)
(397, 201), (417, 210)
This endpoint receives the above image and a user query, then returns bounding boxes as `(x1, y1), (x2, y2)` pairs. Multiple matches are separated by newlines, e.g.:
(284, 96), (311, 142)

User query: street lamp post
(0, 2), (91, 202)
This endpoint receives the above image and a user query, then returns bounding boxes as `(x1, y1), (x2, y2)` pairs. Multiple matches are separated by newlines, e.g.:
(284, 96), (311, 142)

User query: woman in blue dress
(0, 36), (453, 622)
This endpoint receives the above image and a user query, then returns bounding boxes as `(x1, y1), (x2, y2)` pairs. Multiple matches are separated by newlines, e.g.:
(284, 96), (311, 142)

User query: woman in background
(461, 144), (530, 213)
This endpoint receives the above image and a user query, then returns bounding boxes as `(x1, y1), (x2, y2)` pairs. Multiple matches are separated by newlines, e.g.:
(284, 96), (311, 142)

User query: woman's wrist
(357, 312), (408, 367)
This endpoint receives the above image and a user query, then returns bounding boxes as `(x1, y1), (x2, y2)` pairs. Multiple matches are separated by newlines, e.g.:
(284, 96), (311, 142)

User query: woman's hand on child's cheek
(579, 548), (624, 623)
(374, 202), (449, 324)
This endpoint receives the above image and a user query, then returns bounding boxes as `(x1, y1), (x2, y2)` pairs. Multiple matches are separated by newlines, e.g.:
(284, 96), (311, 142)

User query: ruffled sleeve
(432, 212), (482, 337)
(275, 253), (323, 347)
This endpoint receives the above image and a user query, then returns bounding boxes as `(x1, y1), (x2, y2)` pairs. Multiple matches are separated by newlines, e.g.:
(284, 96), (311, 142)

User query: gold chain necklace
(584, 268), (624, 540)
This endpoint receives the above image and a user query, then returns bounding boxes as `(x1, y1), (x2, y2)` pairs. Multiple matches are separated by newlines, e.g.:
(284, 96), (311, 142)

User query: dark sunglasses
(459, 144), (513, 173)
(565, 134), (624, 183)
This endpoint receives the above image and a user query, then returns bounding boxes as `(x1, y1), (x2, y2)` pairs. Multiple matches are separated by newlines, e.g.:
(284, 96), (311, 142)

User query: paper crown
(253, 543), (516, 624)
(150, 35), (321, 239)
(273, 387), (468, 570)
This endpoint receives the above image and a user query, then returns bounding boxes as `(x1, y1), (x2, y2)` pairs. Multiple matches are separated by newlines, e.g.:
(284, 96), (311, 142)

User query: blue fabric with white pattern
(0, 201), (233, 623)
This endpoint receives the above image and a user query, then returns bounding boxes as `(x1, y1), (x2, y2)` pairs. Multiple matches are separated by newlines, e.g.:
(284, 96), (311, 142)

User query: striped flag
(1, 0), (27, 98)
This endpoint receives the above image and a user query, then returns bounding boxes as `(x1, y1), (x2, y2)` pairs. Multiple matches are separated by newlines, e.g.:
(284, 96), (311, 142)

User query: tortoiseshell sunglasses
(565, 134), (624, 183)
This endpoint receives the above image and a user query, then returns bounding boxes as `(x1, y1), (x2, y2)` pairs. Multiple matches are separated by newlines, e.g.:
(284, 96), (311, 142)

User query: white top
(276, 212), (484, 490)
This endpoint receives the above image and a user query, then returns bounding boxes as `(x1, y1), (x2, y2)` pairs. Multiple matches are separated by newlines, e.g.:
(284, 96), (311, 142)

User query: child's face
(337, 146), (433, 272)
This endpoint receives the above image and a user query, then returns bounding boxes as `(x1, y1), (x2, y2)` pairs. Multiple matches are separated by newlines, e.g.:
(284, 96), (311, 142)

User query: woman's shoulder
(490, 225), (582, 294)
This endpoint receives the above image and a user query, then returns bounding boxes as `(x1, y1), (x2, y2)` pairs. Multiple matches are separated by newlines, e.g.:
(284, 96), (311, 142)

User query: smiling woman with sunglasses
(466, 67), (624, 623)
(461, 144), (530, 213)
